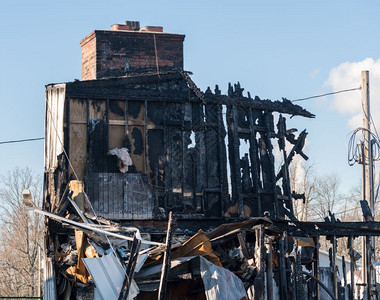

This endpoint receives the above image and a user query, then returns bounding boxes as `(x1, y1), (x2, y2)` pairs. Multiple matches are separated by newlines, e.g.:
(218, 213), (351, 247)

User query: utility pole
(38, 245), (41, 298)
(361, 140), (367, 287)
(361, 70), (376, 298)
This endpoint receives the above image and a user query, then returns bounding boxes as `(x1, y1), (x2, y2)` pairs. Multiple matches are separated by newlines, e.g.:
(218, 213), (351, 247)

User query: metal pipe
(28, 207), (164, 246)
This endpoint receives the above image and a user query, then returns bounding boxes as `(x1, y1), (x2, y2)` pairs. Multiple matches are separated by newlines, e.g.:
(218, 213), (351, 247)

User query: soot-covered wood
(53, 71), (314, 221)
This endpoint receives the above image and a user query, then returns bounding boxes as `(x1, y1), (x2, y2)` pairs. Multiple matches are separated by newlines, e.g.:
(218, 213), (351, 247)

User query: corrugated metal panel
(83, 253), (125, 300)
(86, 173), (153, 220)
(44, 257), (57, 300)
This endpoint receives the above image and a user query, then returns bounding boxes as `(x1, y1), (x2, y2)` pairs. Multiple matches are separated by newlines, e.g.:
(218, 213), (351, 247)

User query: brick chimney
(80, 21), (185, 80)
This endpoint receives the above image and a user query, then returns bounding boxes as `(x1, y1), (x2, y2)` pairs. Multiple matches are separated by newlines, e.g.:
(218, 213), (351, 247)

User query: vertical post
(313, 236), (320, 300)
(330, 237), (338, 298)
(278, 115), (294, 217)
(361, 70), (374, 218)
(266, 242), (274, 300)
(361, 140), (367, 287)
(158, 211), (174, 300)
(38, 245), (41, 298)
(248, 107), (262, 216)
(366, 236), (372, 300)
(278, 233), (288, 300)
(342, 256), (347, 299)
(254, 226), (266, 300)
(349, 236), (355, 300)
(232, 105), (243, 217)
(118, 234), (141, 300)
(361, 70), (376, 298)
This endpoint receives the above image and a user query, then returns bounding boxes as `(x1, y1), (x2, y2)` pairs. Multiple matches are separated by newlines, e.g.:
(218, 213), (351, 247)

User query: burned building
(42, 21), (379, 300)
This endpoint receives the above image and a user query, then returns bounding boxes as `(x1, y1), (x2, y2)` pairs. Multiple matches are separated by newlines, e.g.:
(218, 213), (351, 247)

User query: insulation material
(108, 148), (133, 173)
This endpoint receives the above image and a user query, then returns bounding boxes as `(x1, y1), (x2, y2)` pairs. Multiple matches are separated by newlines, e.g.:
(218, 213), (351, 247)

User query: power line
(291, 87), (361, 102)
(307, 206), (360, 220)
(0, 137), (44, 145)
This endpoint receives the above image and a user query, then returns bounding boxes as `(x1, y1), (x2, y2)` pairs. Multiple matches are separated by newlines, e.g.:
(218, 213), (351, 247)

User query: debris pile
(35, 194), (281, 300)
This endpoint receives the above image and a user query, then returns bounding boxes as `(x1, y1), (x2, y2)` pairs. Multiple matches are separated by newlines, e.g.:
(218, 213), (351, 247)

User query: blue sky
(1, 0), (379, 197)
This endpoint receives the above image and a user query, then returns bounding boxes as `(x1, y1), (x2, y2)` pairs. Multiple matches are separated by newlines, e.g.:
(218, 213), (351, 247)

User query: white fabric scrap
(108, 148), (133, 173)
(199, 256), (247, 300)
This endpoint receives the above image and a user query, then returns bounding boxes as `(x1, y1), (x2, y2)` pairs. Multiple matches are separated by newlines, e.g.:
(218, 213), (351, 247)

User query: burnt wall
(45, 73), (313, 222)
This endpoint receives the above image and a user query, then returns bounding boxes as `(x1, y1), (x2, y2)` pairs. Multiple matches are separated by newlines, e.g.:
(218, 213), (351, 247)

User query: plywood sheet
(69, 98), (87, 179)
(88, 99), (106, 120)
(127, 126), (145, 173)
(109, 125), (125, 150)
(127, 101), (146, 173)
(109, 100), (125, 121)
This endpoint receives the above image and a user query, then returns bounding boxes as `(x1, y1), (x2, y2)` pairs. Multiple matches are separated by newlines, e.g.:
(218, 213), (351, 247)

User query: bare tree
(308, 173), (342, 221)
(0, 167), (43, 297)
(290, 160), (316, 221)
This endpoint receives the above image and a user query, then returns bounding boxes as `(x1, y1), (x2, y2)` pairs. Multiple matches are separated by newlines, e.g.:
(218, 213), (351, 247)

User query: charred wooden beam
(118, 234), (141, 300)
(313, 236), (320, 300)
(206, 94), (315, 118)
(274, 220), (380, 237)
(278, 233), (288, 300)
(61, 73), (315, 118)
(248, 107), (262, 216)
(158, 211), (174, 300)
(348, 236), (355, 300)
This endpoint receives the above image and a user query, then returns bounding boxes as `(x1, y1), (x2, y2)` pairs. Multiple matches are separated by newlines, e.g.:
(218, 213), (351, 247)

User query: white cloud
(325, 58), (380, 130)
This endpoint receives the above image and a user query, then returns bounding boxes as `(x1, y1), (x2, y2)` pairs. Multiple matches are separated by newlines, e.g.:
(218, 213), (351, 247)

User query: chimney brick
(80, 23), (185, 80)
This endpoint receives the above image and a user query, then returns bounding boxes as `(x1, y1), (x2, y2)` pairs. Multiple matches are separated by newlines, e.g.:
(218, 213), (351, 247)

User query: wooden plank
(127, 101), (145, 173)
(217, 104), (228, 217)
(69, 98), (87, 179)
(69, 120), (87, 124)
(128, 126), (145, 173)
(109, 125), (125, 149)
(109, 100), (125, 121)
(248, 107), (262, 216)
(88, 99), (106, 120)
(109, 100), (126, 149)
(118, 235), (141, 300)
(232, 105), (243, 217)
(158, 211), (174, 300)
(109, 120), (126, 126)
(128, 120), (145, 126)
